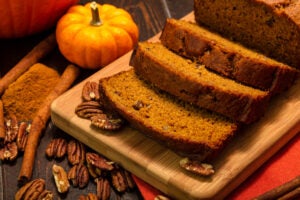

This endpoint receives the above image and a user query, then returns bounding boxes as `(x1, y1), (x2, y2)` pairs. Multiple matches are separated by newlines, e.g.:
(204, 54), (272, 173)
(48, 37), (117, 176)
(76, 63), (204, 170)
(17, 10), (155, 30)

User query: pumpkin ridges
(105, 26), (134, 57)
(56, 2), (139, 69)
(0, 0), (78, 38)
(106, 17), (139, 45)
(26, 0), (35, 36)
(83, 27), (118, 67)
(56, 24), (86, 66)
(5, 0), (16, 37)
(101, 8), (133, 21)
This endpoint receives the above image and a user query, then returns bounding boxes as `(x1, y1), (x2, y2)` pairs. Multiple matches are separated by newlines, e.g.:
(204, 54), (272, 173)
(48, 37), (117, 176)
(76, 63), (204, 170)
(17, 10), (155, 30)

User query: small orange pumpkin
(0, 0), (78, 38)
(56, 2), (139, 70)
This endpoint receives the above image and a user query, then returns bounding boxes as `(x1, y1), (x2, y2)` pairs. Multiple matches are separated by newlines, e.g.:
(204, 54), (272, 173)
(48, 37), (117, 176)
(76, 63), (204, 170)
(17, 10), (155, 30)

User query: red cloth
(133, 133), (300, 200)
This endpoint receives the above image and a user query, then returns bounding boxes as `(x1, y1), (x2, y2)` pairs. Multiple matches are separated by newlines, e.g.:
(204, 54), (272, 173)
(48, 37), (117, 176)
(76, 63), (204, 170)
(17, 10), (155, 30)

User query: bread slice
(160, 18), (298, 94)
(99, 68), (238, 161)
(130, 42), (270, 124)
(194, 0), (300, 69)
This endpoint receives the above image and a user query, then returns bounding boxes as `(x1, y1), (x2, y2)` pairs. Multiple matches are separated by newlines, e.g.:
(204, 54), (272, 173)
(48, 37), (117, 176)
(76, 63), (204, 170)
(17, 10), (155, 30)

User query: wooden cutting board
(51, 12), (300, 199)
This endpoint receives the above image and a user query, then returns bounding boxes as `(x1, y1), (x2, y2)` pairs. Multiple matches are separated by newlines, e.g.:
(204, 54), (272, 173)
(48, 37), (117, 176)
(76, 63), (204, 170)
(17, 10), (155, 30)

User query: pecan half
(45, 138), (67, 159)
(179, 157), (215, 176)
(90, 113), (124, 131)
(67, 139), (86, 165)
(87, 162), (102, 178)
(52, 164), (70, 193)
(0, 142), (18, 161)
(37, 190), (53, 200)
(75, 101), (103, 119)
(78, 193), (98, 200)
(68, 163), (89, 188)
(154, 195), (171, 200)
(111, 167), (127, 193)
(15, 178), (45, 200)
(4, 115), (18, 143)
(123, 169), (136, 190)
(132, 100), (145, 110)
(16, 122), (30, 152)
(95, 177), (111, 200)
(86, 152), (114, 171)
(82, 81), (101, 101)
(110, 165), (135, 193)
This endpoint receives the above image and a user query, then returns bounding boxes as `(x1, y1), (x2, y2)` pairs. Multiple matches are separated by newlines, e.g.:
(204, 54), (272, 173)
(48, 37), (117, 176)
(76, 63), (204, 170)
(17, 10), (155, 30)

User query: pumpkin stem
(90, 1), (102, 26)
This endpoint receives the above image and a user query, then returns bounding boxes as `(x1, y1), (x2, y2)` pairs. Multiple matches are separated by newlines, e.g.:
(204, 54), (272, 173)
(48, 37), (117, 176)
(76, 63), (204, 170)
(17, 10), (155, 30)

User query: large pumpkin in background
(0, 0), (79, 38)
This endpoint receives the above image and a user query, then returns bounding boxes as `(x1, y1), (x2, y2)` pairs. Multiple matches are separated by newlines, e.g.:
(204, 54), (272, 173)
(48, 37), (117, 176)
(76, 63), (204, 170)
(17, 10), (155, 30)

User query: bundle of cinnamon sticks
(0, 33), (80, 185)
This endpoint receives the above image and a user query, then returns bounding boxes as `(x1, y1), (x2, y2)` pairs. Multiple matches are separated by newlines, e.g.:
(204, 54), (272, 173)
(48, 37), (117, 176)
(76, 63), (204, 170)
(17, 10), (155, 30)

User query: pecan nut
(45, 138), (67, 159)
(111, 168), (127, 193)
(37, 190), (53, 200)
(0, 142), (18, 161)
(179, 157), (215, 176)
(123, 169), (136, 190)
(78, 193), (98, 200)
(67, 139), (86, 165)
(67, 163), (89, 188)
(154, 195), (171, 200)
(52, 164), (70, 193)
(90, 113), (124, 131)
(86, 152), (114, 171)
(4, 114), (18, 143)
(16, 122), (30, 152)
(15, 178), (45, 200)
(82, 81), (101, 102)
(75, 101), (103, 119)
(110, 165), (135, 193)
(87, 162), (102, 178)
(95, 177), (110, 200)
(132, 100), (145, 110)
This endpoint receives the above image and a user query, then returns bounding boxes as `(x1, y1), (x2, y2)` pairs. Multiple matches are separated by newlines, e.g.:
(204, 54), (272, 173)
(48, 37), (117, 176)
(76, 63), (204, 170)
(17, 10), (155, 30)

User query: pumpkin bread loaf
(194, 0), (300, 69)
(130, 42), (270, 124)
(99, 68), (239, 161)
(160, 18), (299, 94)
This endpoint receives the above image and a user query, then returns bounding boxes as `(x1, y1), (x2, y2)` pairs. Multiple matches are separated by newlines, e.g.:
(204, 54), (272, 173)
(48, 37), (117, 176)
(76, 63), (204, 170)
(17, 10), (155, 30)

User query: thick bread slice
(194, 0), (300, 69)
(160, 18), (299, 94)
(99, 69), (238, 161)
(130, 42), (270, 124)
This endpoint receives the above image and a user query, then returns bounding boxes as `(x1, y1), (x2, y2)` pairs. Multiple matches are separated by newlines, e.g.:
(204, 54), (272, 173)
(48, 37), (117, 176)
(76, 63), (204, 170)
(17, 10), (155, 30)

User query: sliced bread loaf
(130, 42), (270, 124)
(160, 18), (298, 94)
(99, 68), (238, 161)
(194, 0), (300, 69)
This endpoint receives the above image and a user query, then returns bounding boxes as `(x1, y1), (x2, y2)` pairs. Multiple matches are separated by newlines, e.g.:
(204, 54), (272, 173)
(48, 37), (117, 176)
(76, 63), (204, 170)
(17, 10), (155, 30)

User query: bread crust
(160, 18), (299, 94)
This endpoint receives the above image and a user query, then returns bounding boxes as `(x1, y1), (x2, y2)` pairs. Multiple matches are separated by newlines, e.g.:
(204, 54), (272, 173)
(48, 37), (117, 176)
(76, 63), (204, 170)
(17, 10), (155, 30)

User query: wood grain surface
(51, 12), (300, 199)
(0, 1), (193, 199)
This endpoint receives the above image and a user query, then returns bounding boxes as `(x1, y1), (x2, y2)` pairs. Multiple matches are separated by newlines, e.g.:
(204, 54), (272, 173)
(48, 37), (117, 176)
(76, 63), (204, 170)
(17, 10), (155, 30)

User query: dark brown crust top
(160, 18), (299, 94)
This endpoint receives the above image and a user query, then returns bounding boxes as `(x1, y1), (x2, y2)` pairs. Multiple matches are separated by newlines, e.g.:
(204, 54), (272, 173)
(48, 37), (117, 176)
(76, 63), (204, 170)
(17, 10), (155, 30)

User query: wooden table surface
(0, 0), (193, 199)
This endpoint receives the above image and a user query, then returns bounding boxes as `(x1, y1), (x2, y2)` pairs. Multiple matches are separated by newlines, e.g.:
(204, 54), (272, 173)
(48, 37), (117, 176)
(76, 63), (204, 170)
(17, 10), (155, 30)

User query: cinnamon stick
(0, 100), (5, 146)
(253, 176), (300, 200)
(278, 187), (300, 200)
(18, 64), (80, 185)
(0, 33), (56, 96)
